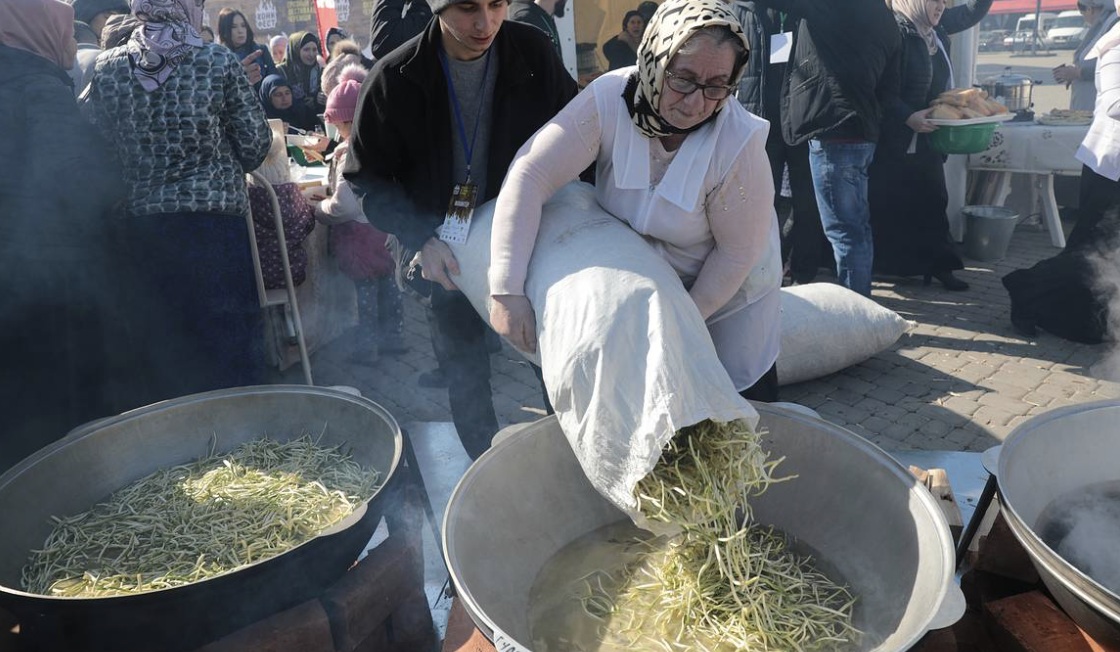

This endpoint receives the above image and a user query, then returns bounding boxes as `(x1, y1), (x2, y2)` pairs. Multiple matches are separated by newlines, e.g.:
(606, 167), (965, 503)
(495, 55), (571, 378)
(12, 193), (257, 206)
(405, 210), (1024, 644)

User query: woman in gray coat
(1054, 0), (1120, 111)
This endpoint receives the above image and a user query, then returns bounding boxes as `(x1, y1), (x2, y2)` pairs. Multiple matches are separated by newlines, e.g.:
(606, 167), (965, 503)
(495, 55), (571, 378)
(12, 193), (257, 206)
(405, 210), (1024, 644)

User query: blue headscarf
(259, 73), (318, 132)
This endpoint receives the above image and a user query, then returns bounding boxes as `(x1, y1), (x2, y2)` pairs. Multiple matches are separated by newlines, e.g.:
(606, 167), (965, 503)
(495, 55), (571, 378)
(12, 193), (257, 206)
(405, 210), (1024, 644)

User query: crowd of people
(1, 0), (1118, 469)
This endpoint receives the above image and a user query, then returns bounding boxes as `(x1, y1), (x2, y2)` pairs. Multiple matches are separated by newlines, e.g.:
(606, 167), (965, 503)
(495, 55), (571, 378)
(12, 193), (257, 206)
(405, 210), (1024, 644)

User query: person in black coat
(602, 10), (644, 71)
(754, 0), (901, 297)
(217, 8), (277, 88)
(870, 0), (993, 291)
(0, 0), (127, 473)
(733, 1), (825, 284)
(369, 0), (434, 60)
(345, 1), (576, 459)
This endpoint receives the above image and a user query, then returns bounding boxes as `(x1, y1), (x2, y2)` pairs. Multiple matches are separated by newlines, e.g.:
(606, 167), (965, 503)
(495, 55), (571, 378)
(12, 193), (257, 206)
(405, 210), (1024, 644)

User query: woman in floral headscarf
(487, 0), (784, 400)
(868, 0), (992, 291)
(84, 0), (274, 400)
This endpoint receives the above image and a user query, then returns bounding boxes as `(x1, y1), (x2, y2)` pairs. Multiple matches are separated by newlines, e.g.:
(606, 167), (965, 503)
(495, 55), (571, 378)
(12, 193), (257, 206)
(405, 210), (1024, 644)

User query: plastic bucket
(963, 205), (1019, 261)
(928, 123), (998, 155)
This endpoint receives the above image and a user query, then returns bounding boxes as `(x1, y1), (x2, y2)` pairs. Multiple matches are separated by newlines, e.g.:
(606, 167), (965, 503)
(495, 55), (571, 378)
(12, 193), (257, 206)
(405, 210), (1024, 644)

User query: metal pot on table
(979, 67), (1036, 118)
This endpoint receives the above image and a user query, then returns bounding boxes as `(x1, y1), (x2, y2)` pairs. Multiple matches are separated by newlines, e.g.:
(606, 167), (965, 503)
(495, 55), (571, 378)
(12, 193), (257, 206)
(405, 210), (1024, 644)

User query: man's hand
(906, 108), (938, 133)
(241, 50), (263, 85)
(1053, 65), (1079, 84)
(419, 237), (460, 291)
(490, 295), (537, 354)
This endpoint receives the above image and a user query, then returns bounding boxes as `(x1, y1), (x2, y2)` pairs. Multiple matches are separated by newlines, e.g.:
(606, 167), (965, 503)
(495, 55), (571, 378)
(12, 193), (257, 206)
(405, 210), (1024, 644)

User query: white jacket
(1076, 22), (1120, 181)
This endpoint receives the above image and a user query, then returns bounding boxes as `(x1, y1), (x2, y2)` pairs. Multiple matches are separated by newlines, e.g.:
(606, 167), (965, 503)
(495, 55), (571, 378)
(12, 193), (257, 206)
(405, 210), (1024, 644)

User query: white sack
(777, 283), (911, 386)
(447, 182), (757, 526)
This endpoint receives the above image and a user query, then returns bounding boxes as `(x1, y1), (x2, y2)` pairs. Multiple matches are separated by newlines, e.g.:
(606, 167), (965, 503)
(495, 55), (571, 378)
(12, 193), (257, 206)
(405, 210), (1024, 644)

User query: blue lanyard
(438, 46), (492, 183)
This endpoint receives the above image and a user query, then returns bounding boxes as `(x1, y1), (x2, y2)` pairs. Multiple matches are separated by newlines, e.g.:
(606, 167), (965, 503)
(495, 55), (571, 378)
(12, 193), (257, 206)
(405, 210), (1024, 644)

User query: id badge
(770, 32), (793, 64)
(439, 181), (478, 244)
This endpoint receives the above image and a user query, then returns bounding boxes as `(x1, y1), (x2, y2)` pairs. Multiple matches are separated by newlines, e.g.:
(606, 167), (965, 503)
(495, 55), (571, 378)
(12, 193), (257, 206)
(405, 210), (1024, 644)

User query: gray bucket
(963, 205), (1019, 262)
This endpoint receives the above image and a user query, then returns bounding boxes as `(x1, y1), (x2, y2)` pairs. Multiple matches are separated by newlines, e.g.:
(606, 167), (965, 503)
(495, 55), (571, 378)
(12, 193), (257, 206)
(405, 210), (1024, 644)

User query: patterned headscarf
(892, 0), (939, 55)
(0, 0), (76, 70)
(625, 0), (750, 139)
(126, 0), (204, 92)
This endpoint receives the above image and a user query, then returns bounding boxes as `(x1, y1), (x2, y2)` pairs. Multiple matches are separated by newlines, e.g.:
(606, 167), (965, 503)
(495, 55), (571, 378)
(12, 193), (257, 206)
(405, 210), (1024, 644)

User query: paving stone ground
(304, 220), (1120, 453)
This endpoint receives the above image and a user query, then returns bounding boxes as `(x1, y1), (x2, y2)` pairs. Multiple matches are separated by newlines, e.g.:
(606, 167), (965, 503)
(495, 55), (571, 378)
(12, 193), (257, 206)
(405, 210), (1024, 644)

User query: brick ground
(306, 222), (1120, 453)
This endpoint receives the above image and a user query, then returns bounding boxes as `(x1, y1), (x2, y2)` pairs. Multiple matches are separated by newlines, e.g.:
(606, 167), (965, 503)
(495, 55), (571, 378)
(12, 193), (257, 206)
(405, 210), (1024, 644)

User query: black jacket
(879, 0), (993, 158)
(344, 18), (578, 252)
(508, 0), (562, 58)
(759, 0), (901, 145)
(733, 2), (784, 120)
(368, 0), (433, 61)
(0, 46), (123, 257)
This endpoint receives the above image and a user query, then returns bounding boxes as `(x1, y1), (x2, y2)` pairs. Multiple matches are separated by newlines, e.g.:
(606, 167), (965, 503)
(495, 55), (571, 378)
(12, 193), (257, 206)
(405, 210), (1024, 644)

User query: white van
(1047, 10), (1087, 49)
(1016, 12), (1058, 35)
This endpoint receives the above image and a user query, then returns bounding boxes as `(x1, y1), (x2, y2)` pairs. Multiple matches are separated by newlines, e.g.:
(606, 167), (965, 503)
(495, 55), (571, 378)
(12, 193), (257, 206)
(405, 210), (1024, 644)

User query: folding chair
(245, 172), (313, 385)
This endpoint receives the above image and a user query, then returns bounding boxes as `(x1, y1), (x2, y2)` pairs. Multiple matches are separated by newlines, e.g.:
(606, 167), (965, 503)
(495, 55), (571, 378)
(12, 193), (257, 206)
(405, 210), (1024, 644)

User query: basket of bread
(925, 88), (1013, 155)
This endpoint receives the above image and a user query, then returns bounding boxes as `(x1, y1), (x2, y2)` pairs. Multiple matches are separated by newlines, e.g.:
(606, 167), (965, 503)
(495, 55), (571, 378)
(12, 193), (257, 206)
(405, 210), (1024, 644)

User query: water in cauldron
(1036, 480), (1120, 596)
(527, 519), (859, 652)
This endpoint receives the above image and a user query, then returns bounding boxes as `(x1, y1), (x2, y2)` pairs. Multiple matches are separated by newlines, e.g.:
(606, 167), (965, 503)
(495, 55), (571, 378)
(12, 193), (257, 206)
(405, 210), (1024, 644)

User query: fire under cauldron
(443, 404), (966, 652)
(0, 385), (402, 651)
(996, 399), (1120, 646)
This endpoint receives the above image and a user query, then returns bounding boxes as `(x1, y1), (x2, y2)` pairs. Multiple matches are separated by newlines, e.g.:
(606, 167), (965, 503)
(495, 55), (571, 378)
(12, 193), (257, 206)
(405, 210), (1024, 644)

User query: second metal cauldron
(0, 385), (403, 651)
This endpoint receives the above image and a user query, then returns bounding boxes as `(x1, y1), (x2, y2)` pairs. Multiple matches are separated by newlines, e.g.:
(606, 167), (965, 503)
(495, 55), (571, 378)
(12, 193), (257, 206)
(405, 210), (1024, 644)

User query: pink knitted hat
(324, 65), (366, 124)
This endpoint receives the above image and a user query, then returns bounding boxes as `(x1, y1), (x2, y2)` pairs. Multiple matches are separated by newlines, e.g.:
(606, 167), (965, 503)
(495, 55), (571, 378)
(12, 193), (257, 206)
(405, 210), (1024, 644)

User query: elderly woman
(489, 0), (782, 400)
(1004, 2), (1120, 343)
(869, 0), (992, 291)
(1055, 0), (1120, 111)
(85, 0), (272, 400)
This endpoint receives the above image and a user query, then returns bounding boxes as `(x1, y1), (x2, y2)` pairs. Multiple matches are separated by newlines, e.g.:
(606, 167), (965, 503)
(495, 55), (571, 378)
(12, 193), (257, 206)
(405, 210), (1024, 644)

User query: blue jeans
(808, 139), (877, 296)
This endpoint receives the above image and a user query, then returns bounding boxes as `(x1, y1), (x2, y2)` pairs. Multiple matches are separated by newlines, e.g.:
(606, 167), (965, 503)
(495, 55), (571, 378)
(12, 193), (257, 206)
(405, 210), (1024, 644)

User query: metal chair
(245, 172), (313, 385)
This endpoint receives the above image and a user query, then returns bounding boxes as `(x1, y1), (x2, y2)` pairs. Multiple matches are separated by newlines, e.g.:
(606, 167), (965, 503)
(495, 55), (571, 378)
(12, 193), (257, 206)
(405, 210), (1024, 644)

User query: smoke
(1039, 483), (1120, 595)
(1089, 234), (1120, 382)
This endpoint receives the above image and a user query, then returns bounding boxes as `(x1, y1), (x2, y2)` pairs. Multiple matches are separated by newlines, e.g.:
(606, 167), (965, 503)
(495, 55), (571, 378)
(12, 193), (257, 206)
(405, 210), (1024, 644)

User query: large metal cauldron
(0, 385), (402, 651)
(444, 404), (963, 652)
(997, 400), (1120, 646)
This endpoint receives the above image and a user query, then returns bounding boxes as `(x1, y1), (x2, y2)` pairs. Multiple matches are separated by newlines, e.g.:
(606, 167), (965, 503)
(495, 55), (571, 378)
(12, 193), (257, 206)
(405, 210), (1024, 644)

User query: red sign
(988, 0), (1078, 15)
(314, 0), (339, 56)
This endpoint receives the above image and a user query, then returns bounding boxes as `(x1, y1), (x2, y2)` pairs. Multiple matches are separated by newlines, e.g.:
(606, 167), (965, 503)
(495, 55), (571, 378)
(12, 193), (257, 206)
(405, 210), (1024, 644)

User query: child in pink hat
(315, 65), (406, 362)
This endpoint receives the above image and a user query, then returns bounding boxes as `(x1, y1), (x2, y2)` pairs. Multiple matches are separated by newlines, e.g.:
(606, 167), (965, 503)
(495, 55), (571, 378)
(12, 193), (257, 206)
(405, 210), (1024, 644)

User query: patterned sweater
(85, 44), (272, 218)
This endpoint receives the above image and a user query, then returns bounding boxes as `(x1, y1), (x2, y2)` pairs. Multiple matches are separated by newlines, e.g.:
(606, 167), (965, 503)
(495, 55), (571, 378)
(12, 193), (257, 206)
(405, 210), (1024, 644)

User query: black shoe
(417, 369), (448, 388)
(923, 270), (969, 291)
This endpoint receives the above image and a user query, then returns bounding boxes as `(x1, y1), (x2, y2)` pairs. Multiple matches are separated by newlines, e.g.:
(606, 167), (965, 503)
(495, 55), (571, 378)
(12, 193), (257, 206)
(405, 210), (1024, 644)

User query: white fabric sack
(447, 182), (757, 526)
(777, 283), (911, 386)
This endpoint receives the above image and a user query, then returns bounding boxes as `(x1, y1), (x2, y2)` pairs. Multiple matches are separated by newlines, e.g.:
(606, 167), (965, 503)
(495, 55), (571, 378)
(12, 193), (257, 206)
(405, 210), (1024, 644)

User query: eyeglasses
(665, 70), (735, 101)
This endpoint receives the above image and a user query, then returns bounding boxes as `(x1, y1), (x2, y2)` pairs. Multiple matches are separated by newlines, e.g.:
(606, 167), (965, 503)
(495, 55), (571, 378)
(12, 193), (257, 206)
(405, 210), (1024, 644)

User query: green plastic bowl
(928, 122), (998, 155)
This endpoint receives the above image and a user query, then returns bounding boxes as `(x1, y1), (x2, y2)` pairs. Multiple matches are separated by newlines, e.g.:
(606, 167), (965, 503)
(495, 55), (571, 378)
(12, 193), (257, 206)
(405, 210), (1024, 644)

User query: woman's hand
(906, 108), (938, 133)
(1053, 65), (1079, 84)
(490, 295), (537, 354)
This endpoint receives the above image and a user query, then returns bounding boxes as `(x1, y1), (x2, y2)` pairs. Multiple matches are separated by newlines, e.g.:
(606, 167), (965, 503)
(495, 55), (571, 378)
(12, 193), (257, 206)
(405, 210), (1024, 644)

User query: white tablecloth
(968, 122), (1089, 174)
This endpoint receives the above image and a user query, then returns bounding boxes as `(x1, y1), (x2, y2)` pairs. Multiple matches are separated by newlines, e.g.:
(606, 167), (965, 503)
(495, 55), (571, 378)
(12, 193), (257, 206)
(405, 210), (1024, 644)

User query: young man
(508, 0), (566, 59)
(345, 0), (577, 460)
(758, 0), (901, 297)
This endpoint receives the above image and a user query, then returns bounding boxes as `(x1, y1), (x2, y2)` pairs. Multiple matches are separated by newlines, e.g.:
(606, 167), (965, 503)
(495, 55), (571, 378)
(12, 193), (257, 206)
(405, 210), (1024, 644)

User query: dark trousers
(739, 362), (780, 403)
(124, 212), (265, 403)
(427, 286), (499, 460)
(766, 128), (825, 282)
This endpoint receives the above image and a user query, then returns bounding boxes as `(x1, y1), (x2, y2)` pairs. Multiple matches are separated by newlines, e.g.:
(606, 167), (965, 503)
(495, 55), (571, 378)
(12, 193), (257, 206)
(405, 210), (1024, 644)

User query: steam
(1090, 239), (1120, 381)
(1040, 485), (1120, 595)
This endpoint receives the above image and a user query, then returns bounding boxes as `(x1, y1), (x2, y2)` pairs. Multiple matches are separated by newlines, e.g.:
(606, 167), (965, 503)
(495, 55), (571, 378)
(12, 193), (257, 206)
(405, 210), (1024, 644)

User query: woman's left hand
(906, 108), (938, 133)
(490, 295), (537, 354)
